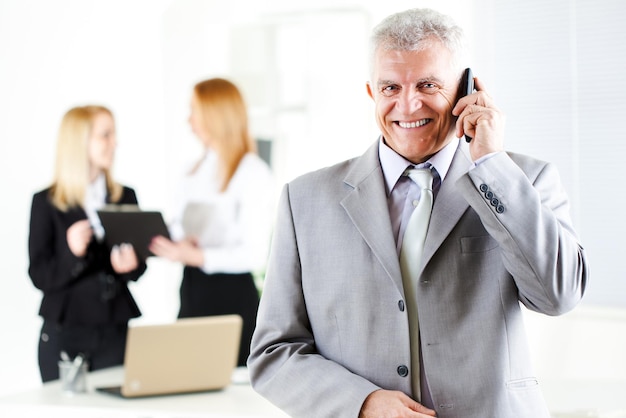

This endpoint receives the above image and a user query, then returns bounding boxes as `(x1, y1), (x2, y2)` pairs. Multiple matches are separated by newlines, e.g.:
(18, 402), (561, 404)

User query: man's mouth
(397, 119), (432, 129)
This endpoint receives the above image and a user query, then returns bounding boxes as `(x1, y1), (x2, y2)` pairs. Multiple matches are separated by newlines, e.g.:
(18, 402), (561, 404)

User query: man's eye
(419, 83), (439, 93)
(381, 85), (399, 96)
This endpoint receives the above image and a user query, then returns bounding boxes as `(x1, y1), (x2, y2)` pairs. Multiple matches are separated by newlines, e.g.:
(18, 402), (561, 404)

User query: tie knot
(405, 166), (433, 191)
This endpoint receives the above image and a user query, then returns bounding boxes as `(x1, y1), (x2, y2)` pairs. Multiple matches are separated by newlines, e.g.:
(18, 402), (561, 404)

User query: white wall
(1, 0), (623, 399)
(0, 0), (176, 393)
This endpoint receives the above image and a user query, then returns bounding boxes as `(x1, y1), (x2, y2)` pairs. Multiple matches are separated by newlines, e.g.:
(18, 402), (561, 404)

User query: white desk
(0, 366), (290, 418)
(2, 368), (626, 418)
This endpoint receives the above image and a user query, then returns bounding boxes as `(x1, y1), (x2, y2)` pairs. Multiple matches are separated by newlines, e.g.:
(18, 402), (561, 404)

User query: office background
(1, 0), (624, 397)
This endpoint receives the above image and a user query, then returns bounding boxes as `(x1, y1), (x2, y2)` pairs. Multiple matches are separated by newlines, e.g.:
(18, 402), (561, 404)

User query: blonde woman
(28, 105), (146, 382)
(150, 78), (275, 367)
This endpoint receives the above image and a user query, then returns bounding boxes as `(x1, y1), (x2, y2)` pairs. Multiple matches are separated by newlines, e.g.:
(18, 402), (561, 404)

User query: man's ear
(366, 82), (374, 100)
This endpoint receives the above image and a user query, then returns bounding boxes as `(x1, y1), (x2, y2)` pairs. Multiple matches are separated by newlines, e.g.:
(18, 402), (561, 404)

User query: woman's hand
(149, 235), (204, 267)
(66, 219), (93, 257)
(110, 243), (139, 273)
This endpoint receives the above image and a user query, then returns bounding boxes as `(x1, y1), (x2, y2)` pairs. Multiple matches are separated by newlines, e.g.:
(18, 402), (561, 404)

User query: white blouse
(84, 173), (107, 242)
(169, 151), (276, 275)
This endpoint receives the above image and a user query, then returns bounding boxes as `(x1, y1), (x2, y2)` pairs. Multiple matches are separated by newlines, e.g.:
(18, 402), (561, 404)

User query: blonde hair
(193, 78), (256, 192)
(50, 105), (122, 211)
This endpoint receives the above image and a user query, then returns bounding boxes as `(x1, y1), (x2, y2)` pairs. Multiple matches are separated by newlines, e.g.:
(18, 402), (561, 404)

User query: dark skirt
(179, 267), (259, 367)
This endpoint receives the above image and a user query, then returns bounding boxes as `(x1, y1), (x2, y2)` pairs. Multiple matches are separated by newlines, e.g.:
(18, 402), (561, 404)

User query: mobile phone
(459, 67), (474, 142)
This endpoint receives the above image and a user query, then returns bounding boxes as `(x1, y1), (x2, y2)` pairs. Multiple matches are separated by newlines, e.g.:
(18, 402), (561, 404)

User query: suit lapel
(339, 141), (473, 290)
(419, 144), (472, 274)
(340, 143), (404, 293)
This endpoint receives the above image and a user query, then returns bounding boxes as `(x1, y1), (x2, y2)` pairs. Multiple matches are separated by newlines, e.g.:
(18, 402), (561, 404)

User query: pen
(65, 353), (85, 387)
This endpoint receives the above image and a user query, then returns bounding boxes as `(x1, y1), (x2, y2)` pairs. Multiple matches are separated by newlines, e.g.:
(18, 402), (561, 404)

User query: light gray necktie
(399, 166), (434, 400)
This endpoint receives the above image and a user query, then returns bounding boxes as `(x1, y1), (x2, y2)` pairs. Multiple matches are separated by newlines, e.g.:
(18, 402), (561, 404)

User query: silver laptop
(97, 315), (242, 398)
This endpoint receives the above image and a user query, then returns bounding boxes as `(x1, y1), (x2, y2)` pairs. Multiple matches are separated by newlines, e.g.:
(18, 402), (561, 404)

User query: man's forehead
(373, 47), (457, 80)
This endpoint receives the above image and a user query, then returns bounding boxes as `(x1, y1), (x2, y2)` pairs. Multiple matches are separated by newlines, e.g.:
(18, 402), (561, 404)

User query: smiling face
(87, 111), (116, 180)
(367, 40), (459, 163)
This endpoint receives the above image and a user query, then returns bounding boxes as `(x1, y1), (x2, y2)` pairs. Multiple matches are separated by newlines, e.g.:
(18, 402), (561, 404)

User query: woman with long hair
(28, 105), (146, 382)
(150, 78), (275, 367)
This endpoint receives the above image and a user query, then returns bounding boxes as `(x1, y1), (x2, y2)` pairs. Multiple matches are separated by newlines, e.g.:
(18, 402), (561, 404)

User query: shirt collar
(378, 136), (459, 196)
(86, 173), (107, 204)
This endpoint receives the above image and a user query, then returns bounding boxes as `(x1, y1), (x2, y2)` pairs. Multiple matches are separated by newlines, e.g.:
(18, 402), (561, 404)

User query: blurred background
(1, 0), (625, 402)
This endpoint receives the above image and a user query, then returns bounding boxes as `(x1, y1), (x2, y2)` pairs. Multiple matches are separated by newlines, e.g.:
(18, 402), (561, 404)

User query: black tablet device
(97, 206), (170, 260)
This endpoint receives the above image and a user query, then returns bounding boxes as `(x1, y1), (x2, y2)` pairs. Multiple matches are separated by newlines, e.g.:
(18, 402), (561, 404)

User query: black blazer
(28, 186), (147, 325)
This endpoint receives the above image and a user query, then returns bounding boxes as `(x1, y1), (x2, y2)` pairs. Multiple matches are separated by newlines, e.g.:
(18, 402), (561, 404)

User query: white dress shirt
(84, 174), (107, 241)
(169, 151), (276, 275)
(379, 136), (460, 254)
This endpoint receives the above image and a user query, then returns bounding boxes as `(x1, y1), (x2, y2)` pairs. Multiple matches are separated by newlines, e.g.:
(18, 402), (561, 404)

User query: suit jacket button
(496, 204), (505, 213)
(490, 197), (499, 207)
(479, 184), (489, 193)
(71, 261), (86, 277)
(398, 300), (405, 311)
(485, 190), (494, 200)
(397, 365), (409, 377)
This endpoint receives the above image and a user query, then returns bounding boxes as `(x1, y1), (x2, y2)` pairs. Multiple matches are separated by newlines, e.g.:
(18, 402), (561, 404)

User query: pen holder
(58, 358), (88, 395)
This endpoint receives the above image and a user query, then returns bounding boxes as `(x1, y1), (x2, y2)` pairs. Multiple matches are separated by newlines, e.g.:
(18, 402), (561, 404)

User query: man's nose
(397, 90), (424, 113)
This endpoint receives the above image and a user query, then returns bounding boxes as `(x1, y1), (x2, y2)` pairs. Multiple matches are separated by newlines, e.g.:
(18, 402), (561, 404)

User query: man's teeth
(399, 119), (430, 128)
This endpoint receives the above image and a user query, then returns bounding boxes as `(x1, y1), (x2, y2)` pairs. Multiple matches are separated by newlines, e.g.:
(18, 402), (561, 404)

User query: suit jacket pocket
(506, 377), (539, 391)
(64, 272), (109, 324)
(460, 235), (499, 253)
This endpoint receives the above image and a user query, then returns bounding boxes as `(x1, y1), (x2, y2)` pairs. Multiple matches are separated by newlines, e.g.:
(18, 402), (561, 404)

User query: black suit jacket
(28, 186), (147, 325)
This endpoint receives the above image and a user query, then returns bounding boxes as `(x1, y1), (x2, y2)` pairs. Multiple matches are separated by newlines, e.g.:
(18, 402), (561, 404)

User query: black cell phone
(459, 67), (474, 142)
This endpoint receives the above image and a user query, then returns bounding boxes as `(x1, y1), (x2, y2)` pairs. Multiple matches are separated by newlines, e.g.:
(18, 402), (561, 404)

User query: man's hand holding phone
(452, 69), (505, 161)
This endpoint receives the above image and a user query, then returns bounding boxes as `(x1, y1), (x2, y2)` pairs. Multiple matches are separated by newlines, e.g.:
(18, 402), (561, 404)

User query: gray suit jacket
(248, 140), (588, 418)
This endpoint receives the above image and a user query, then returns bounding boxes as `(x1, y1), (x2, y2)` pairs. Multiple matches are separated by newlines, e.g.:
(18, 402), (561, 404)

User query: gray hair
(369, 8), (466, 77)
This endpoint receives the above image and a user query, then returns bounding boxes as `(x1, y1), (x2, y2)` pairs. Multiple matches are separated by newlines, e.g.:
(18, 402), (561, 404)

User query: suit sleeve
(28, 192), (89, 292)
(248, 183), (379, 418)
(457, 152), (588, 315)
